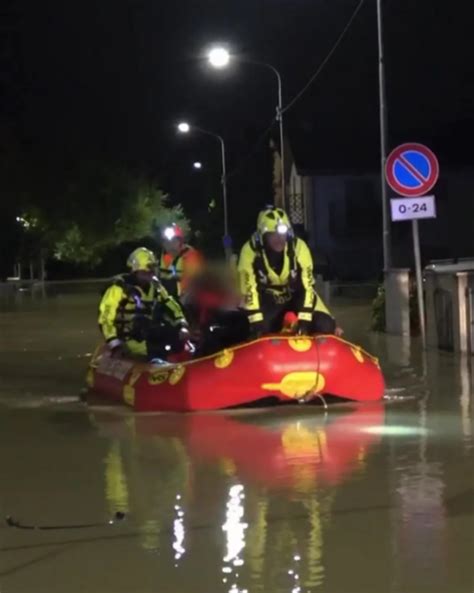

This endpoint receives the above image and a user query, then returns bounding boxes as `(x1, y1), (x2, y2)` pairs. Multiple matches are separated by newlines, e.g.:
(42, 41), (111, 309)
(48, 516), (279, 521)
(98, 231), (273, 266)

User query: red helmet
(162, 223), (184, 241)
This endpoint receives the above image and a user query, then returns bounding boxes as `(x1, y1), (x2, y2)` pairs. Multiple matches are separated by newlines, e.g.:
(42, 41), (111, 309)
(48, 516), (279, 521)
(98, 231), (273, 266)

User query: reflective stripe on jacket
(238, 236), (331, 323)
(98, 274), (185, 343)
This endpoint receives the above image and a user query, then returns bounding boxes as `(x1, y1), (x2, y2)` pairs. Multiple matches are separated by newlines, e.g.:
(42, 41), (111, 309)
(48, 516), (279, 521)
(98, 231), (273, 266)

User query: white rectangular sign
(390, 195), (436, 222)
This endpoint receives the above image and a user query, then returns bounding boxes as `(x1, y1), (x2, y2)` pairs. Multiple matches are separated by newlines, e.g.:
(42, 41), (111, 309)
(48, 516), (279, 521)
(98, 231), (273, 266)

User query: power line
(282, 0), (366, 114)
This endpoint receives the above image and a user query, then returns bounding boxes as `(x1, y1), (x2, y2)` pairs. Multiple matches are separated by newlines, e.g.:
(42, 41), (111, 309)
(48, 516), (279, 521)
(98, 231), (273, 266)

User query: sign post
(385, 143), (440, 349)
(412, 220), (425, 347)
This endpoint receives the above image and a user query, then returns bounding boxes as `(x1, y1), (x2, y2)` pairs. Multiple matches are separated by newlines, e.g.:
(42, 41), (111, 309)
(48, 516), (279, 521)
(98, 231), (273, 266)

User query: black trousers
(146, 306), (185, 360)
(198, 309), (249, 356)
(145, 323), (184, 360)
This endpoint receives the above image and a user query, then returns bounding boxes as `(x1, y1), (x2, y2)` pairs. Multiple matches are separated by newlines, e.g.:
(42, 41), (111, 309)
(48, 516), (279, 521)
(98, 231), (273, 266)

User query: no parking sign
(385, 142), (440, 349)
(386, 143), (439, 222)
(386, 143), (439, 198)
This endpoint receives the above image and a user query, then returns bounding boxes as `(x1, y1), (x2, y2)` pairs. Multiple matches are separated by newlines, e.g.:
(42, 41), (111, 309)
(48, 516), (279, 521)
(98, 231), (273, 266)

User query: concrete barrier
(425, 269), (474, 353)
(385, 269), (410, 336)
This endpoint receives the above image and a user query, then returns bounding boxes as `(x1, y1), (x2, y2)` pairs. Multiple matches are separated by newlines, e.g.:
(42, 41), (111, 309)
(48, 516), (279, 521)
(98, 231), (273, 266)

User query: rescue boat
(86, 335), (385, 411)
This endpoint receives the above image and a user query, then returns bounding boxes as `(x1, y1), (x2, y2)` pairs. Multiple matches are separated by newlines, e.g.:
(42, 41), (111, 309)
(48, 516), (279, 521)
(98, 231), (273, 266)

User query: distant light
(16, 215), (31, 229)
(362, 425), (429, 436)
(208, 47), (230, 68)
(177, 122), (190, 133)
(277, 223), (289, 235)
(163, 226), (176, 240)
(193, 161), (203, 170)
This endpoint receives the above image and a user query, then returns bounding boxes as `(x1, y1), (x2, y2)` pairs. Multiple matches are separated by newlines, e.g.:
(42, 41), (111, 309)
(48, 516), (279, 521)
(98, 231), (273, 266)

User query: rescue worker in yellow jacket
(98, 247), (189, 359)
(159, 224), (203, 299)
(238, 207), (338, 337)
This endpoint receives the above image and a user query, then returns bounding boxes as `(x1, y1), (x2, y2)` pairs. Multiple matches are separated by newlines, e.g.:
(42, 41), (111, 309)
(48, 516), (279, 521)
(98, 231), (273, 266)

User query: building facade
(287, 159), (474, 282)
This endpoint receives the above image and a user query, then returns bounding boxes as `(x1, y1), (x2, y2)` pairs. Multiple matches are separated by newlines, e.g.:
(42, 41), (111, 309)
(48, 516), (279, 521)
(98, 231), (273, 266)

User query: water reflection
(93, 405), (384, 591)
(2, 293), (473, 593)
(459, 355), (473, 443)
(222, 484), (248, 592)
(222, 484), (247, 566)
(104, 440), (129, 514)
(173, 494), (186, 562)
(392, 401), (448, 591)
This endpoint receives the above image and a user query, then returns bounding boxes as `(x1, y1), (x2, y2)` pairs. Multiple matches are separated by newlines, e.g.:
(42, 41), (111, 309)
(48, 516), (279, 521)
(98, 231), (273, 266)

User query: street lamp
(208, 47), (230, 69)
(193, 161), (203, 170)
(376, 0), (391, 271)
(177, 122), (229, 239)
(207, 46), (286, 209)
(177, 122), (190, 133)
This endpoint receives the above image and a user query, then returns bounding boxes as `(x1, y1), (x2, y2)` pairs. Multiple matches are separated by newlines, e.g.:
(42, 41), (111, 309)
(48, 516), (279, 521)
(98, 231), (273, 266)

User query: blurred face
(163, 237), (182, 256)
(135, 270), (154, 285)
(264, 231), (287, 253)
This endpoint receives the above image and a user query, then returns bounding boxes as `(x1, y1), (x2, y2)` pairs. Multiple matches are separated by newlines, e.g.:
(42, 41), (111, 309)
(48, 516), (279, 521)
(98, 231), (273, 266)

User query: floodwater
(0, 289), (473, 593)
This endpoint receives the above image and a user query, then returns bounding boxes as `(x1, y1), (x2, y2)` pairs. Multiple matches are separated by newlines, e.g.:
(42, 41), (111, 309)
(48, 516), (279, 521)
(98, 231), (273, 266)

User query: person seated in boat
(98, 247), (190, 360)
(159, 223), (203, 300)
(184, 263), (249, 355)
(238, 206), (341, 338)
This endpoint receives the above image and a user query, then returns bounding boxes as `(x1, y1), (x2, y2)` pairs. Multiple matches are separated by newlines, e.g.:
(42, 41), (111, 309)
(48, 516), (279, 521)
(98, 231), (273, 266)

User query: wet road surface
(0, 290), (473, 592)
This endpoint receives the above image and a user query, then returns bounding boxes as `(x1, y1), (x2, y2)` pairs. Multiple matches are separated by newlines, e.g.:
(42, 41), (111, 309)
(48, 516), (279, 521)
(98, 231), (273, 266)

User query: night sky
(2, 0), (472, 244)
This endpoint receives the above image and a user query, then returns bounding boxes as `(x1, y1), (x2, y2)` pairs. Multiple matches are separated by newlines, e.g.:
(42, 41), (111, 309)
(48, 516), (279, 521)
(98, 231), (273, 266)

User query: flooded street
(1, 289), (473, 593)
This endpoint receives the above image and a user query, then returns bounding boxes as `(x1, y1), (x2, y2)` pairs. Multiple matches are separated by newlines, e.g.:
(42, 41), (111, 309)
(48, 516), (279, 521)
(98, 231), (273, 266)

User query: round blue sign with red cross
(385, 143), (439, 197)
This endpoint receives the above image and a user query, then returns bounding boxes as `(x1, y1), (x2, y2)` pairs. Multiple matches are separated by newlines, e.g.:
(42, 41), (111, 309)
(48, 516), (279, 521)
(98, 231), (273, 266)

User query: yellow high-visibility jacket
(98, 274), (185, 346)
(238, 236), (331, 325)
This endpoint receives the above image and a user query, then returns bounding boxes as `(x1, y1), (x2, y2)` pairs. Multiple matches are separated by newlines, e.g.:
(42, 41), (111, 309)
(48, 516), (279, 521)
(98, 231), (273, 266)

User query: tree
(52, 171), (187, 266)
(17, 163), (188, 271)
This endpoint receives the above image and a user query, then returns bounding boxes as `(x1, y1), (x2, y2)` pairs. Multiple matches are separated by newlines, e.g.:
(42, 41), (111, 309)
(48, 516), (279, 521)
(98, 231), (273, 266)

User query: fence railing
(1, 277), (380, 306)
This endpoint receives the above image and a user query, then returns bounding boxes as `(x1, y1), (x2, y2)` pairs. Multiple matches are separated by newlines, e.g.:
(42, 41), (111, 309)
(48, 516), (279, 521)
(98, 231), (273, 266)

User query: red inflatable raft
(86, 335), (384, 411)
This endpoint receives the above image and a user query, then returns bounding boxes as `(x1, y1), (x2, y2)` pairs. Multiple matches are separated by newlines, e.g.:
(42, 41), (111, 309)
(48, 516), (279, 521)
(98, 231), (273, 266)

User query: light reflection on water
(96, 405), (386, 591)
(222, 484), (247, 566)
(0, 294), (473, 593)
(172, 494), (186, 562)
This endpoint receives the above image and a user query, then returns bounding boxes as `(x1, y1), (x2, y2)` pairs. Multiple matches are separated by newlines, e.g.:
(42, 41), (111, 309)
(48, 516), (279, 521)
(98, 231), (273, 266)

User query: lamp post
(376, 0), (391, 270)
(207, 47), (286, 210)
(177, 122), (229, 239)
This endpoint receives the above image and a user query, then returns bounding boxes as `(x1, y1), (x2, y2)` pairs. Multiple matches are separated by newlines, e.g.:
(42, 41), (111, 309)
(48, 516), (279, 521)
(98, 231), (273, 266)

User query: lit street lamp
(193, 161), (203, 170)
(177, 122), (229, 239)
(177, 122), (190, 133)
(207, 46), (286, 209)
(208, 47), (230, 69)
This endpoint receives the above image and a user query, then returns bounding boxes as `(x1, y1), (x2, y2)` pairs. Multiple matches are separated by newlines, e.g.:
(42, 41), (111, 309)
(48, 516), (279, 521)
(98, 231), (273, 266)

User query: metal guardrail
(0, 278), (109, 304)
(1, 277), (107, 287)
(1, 277), (381, 318)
